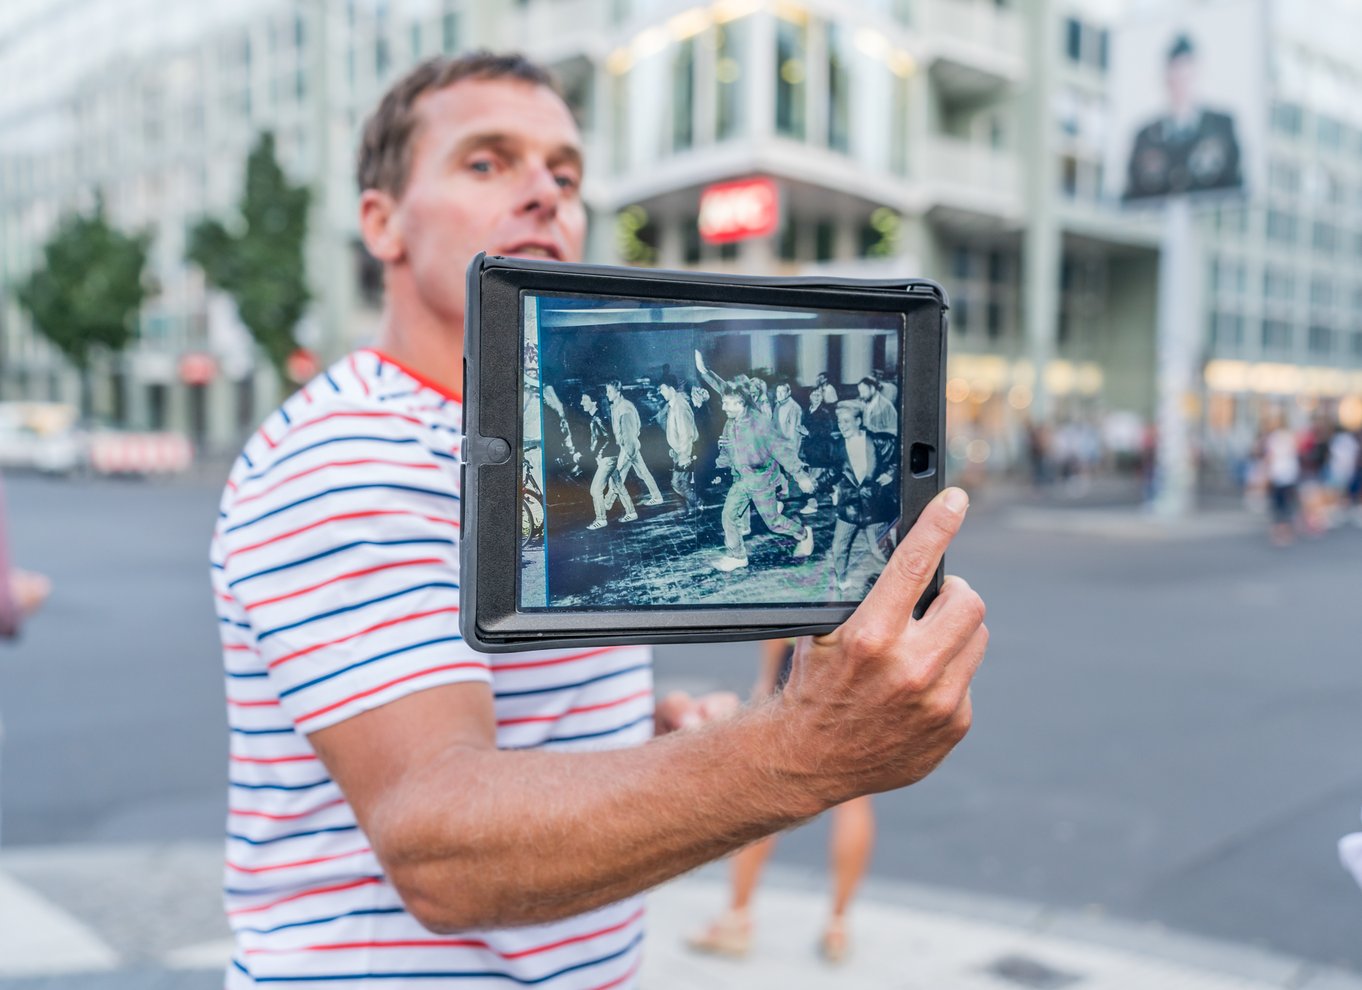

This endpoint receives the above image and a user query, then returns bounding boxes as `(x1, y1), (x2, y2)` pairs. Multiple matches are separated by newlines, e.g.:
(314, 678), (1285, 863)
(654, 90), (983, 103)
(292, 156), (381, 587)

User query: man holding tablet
(210, 51), (987, 989)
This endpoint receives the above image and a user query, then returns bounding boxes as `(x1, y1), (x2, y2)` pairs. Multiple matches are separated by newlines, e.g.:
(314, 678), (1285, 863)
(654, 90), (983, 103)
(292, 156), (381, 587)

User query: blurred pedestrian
(687, 637), (875, 963)
(0, 474), (50, 641)
(1260, 416), (1300, 546)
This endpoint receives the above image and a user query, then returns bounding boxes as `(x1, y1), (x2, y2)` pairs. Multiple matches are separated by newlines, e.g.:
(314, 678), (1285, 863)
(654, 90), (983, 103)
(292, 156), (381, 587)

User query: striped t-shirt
(211, 348), (654, 988)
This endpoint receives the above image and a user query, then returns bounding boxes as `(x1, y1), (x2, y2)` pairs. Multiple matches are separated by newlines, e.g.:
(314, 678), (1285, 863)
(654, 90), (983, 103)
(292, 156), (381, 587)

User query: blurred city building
(1, 0), (1361, 469)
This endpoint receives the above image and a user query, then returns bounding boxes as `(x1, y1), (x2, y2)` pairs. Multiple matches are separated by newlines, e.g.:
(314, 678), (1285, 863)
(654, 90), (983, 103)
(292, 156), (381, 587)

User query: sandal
(685, 909), (751, 959)
(819, 917), (849, 964)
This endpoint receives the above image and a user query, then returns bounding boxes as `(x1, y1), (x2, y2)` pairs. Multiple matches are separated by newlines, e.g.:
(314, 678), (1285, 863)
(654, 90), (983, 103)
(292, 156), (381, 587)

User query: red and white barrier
(88, 433), (194, 476)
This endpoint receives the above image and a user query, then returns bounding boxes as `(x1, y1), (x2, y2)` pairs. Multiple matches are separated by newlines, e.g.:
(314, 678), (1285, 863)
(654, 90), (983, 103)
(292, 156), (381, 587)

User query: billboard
(1105, 0), (1267, 204)
(698, 177), (779, 244)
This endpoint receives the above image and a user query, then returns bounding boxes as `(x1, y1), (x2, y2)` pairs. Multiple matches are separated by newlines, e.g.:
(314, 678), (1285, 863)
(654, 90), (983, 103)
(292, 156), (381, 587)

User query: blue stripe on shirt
(231, 929), (643, 983)
(255, 582), (459, 643)
(228, 537), (456, 589)
(278, 635), (466, 699)
(226, 483), (459, 535)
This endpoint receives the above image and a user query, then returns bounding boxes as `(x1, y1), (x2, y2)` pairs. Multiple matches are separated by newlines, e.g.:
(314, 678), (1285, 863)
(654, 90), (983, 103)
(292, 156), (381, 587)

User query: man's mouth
(502, 243), (561, 260)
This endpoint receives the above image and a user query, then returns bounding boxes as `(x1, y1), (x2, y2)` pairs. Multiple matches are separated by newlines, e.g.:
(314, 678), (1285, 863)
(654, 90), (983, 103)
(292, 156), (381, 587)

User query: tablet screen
(519, 291), (903, 611)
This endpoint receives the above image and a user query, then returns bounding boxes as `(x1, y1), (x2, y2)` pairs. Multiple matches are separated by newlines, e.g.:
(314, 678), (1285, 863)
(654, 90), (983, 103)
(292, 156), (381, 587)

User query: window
(775, 17), (808, 140)
(1212, 312), (1244, 350)
(683, 213), (702, 265)
(1269, 159), (1300, 195)
(715, 19), (744, 141)
(986, 301), (1003, 340)
(672, 38), (695, 151)
(815, 220), (836, 262)
(1308, 325), (1333, 356)
(1061, 156), (1078, 198)
(890, 71), (909, 176)
(778, 215), (799, 262)
(1271, 102), (1303, 137)
(1065, 18), (1083, 62)
(952, 246), (972, 279)
(1264, 267), (1294, 302)
(1095, 29), (1109, 71)
(1311, 277), (1334, 309)
(1261, 319), (1293, 353)
(988, 251), (1006, 284)
(1312, 221), (1337, 255)
(442, 7), (458, 52)
(375, 35), (390, 78)
(410, 23), (422, 58)
(1317, 115), (1343, 151)
(1352, 332), (1362, 360)
(1266, 209), (1297, 244)
(611, 74), (629, 172)
(827, 23), (850, 153)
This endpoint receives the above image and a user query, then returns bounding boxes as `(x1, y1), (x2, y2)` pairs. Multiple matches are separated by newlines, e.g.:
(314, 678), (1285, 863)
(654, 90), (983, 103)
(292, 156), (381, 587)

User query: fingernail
(680, 712), (701, 729)
(942, 488), (969, 513)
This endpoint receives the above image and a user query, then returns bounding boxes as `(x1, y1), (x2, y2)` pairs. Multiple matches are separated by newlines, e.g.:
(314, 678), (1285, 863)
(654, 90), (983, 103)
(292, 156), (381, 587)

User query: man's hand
(694, 350), (708, 375)
(655, 690), (741, 734)
(775, 487), (986, 805)
(795, 473), (815, 494)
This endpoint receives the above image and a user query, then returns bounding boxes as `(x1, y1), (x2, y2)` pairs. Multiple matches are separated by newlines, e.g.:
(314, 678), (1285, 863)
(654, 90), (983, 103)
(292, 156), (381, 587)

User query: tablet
(461, 254), (947, 652)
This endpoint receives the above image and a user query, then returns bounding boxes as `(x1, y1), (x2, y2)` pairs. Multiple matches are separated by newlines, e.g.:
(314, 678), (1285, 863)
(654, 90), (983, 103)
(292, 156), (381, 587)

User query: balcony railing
(922, 136), (1023, 222)
(917, 0), (1026, 82)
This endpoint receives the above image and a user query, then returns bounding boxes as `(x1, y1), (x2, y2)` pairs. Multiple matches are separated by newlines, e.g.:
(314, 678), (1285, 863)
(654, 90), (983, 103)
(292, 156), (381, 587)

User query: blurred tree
(14, 196), (152, 418)
(188, 131), (311, 393)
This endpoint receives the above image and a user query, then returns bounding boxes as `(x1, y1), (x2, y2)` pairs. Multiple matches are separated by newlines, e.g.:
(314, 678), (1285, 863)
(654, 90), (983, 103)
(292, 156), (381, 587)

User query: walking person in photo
(606, 380), (664, 506)
(826, 401), (899, 595)
(581, 391), (637, 529)
(658, 376), (700, 516)
(773, 377), (817, 516)
(857, 376), (898, 436)
(710, 383), (816, 572)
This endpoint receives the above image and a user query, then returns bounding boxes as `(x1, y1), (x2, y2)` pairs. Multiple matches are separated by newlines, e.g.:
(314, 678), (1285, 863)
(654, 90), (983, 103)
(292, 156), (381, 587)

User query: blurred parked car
(0, 402), (83, 475)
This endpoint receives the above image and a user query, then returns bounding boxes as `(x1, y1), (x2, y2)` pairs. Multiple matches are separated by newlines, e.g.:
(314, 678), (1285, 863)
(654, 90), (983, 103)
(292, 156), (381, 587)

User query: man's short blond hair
(356, 51), (560, 198)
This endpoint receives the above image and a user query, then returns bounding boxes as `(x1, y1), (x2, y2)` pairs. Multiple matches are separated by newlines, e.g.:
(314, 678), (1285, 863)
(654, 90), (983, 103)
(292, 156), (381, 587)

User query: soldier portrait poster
(1105, 0), (1266, 205)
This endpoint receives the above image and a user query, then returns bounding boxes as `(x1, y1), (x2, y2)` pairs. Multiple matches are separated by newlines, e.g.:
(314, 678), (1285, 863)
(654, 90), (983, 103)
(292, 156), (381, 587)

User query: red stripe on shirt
(230, 752), (318, 765)
(227, 847), (371, 875)
(228, 876), (382, 916)
(243, 557), (445, 611)
(227, 509), (458, 562)
(228, 698), (283, 709)
(348, 354), (371, 397)
(228, 797), (346, 821)
(295, 661), (489, 725)
(497, 689), (652, 728)
(234, 456), (440, 509)
(492, 645), (628, 672)
(244, 906), (646, 959)
(267, 605), (461, 671)
(590, 958), (642, 990)
(362, 348), (462, 404)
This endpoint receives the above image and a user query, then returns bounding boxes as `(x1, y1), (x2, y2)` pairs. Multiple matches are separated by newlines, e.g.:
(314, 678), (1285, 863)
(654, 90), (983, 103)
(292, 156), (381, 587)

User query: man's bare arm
(310, 488), (986, 933)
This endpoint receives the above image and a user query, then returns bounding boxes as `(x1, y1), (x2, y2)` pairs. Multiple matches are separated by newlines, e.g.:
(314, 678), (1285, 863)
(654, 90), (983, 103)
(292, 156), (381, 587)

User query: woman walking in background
(686, 637), (875, 963)
(0, 474), (49, 640)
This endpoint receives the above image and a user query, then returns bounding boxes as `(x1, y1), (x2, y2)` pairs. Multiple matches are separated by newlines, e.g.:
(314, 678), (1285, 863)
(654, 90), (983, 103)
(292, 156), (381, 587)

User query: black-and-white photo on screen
(519, 293), (904, 611)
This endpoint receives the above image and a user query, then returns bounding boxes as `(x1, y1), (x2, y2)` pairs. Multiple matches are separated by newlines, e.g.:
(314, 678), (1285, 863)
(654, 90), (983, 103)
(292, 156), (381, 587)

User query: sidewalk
(0, 842), (1359, 989)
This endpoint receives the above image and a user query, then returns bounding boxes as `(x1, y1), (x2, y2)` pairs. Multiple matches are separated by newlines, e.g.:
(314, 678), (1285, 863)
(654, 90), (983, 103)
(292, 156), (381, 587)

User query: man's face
(659, 384), (674, 402)
(1166, 55), (1196, 112)
(383, 77), (586, 325)
(721, 394), (744, 418)
(580, 394), (594, 414)
(857, 382), (873, 401)
(815, 373), (828, 388)
(837, 409), (863, 438)
(776, 383), (791, 403)
(606, 384), (620, 402)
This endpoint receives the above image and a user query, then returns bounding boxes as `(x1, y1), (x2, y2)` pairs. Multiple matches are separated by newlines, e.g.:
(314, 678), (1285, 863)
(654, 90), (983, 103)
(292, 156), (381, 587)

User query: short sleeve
(220, 414), (488, 734)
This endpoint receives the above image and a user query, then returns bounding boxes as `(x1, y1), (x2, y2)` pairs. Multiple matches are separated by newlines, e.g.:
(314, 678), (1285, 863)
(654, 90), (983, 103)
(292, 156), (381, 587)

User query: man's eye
(469, 159), (494, 174)
(555, 173), (580, 190)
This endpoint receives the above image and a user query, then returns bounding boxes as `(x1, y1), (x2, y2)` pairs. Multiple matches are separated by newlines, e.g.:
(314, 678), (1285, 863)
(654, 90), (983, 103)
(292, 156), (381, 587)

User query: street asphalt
(0, 468), (1358, 984)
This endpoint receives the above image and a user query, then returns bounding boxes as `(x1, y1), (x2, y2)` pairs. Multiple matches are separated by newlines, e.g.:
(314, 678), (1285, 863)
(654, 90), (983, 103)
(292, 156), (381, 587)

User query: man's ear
(359, 188), (404, 264)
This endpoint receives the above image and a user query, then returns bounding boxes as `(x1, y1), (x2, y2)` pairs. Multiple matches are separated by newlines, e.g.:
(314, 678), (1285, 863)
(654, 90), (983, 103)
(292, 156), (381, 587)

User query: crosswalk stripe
(0, 870), (120, 976)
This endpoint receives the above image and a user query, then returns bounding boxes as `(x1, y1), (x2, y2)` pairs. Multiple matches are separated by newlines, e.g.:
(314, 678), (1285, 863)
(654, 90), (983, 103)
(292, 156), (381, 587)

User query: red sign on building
(178, 352), (218, 386)
(698, 177), (780, 244)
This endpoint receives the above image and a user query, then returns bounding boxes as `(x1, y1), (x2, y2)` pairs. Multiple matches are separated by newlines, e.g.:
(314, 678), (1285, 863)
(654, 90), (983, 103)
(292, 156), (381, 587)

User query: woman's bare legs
(822, 795), (875, 961)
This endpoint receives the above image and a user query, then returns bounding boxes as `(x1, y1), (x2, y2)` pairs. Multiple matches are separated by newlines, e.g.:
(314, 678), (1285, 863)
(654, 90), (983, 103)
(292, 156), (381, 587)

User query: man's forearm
(371, 700), (826, 931)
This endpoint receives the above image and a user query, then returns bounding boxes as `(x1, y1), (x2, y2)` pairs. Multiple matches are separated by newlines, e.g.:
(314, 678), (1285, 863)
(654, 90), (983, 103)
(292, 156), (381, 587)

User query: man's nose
(518, 162), (562, 217)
